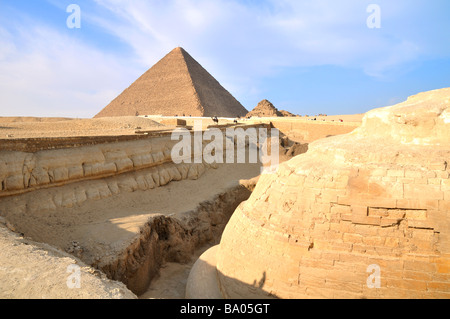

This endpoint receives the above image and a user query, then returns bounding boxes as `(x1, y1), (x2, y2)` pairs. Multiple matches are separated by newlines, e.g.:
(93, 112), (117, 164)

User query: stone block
(384, 237), (400, 248)
(371, 168), (387, 177)
(353, 224), (379, 236)
(428, 162), (447, 171)
(387, 169), (405, 177)
(342, 233), (363, 244)
(68, 166), (84, 180)
(386, 278), (428, 291)
(402, 270), (432, 281)
(324, 279), (363, 293)
(404, 184), (443, 200)
(398, 177), (415, 184)
(405, 170), (424, 178)
(5, 175), (24, 191)
(362, 236), (385, 247)
(428, 178), (441, 185)
(426, 281), (450, 292)
(396, 199), (439, 210)
(404, 260), (437, 273)
(382, 176), (398, 183)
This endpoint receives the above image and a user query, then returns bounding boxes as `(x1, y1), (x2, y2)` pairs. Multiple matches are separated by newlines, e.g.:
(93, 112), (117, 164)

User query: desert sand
(0, 116), (168, 139)
(0, 112), (355, 298)
(0, 222), (135, 299)
(0, 114), (362, 140)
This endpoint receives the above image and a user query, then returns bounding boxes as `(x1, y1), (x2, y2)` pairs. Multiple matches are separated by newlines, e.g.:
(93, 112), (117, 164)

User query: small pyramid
(246, 99), (283, 117)
(95, 47), (248, 118)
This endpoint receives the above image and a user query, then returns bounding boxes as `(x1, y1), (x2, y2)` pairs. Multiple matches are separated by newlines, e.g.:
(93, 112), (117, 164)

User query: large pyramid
(95, 47), (248, 118)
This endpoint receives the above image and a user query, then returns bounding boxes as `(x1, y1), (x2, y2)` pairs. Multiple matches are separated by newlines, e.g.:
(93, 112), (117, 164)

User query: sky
(0, 0), (449, 118)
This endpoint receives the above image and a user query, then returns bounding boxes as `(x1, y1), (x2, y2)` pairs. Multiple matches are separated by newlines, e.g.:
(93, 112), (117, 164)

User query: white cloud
(0, 27), (16, 60)
(90, 0), (432, 76)
(0, 0), (447, 116)
(0, 21), (139, 117)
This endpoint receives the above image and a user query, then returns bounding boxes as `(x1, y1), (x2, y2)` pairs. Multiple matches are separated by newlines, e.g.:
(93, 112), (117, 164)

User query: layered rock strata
(188, 87), (450, 299)
(0, 223), (136, 299)
(0, 125), (266, 296)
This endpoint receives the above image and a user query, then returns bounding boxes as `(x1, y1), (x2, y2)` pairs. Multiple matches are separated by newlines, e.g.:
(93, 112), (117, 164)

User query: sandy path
(139, 243), (213, 299)
(1, 158), (262, 281)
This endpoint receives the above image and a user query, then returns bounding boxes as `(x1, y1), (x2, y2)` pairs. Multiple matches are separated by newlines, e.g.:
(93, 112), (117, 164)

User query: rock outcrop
(0, 136), (205, 196)
(187, 87), (450, 299)
(0, 124), (267, 297)
(0, 223), (136, 299)
(0, 132), (218, 296)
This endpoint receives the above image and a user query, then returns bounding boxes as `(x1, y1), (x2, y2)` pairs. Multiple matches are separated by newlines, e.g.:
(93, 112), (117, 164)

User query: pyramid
(246, 99), (283, 117)
(94, 47), (248, 118)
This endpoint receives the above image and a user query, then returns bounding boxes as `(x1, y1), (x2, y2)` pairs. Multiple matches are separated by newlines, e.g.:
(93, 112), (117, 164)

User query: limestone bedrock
(206, 87), (450, 299)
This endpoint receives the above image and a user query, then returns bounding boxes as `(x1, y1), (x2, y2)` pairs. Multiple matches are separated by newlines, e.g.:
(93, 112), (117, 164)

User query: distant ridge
(95, 47), (248, 118)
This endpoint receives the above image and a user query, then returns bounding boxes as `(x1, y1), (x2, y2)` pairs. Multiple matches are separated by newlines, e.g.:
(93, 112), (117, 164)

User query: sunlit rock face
(215, 88), (450, 299)
(356, 88), (450, 145)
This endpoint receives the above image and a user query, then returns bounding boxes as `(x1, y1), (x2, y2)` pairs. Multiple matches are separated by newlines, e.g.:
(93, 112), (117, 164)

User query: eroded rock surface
(204, 88), (450, 299)
(0, 127), (264, 297)
(0, 223), (136, 299)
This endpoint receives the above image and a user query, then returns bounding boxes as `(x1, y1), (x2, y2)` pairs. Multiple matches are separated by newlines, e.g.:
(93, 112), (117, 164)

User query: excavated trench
(0, 162), (259, 297)
(0, 164), (258, 297)
(97, 180), (257, 296)
(0, 126), (307, 298)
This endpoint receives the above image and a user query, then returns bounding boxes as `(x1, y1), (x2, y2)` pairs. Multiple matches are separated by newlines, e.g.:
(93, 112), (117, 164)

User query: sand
(0, 116), (168, 139)
(0, 136), (262, 297)
(0, 114), (362, 298)
(0, 223), (136, 299)
(139, 243), (213, 299)
(245, 113), (364, 123)
(0, 114), (363, 140)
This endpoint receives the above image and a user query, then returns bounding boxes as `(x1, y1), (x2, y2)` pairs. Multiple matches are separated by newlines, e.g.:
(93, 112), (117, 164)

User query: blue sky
(0, 0), (449, 117)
